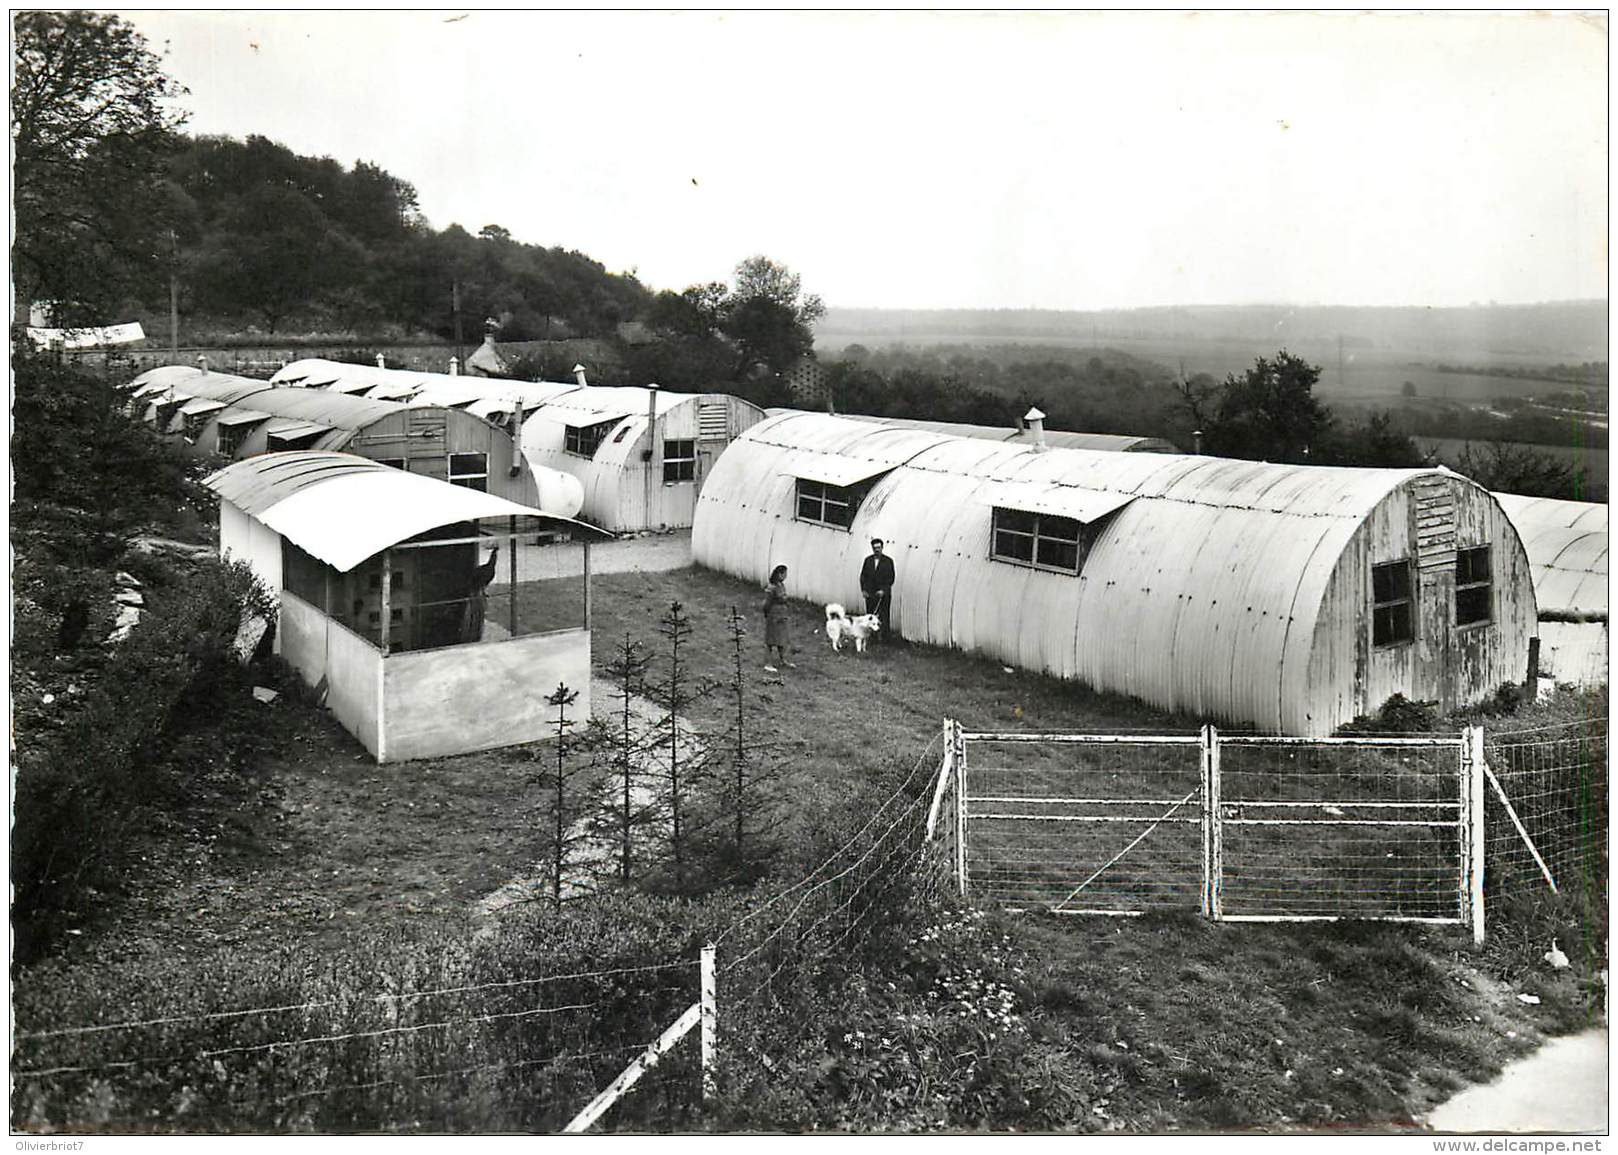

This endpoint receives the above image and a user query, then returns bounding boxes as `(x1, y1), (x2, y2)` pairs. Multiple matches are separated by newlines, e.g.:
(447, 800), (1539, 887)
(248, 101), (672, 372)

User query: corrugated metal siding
(521, 393), (765, 531)
(1494, 492), (1608, 617)
(693, 413), (1535, 734)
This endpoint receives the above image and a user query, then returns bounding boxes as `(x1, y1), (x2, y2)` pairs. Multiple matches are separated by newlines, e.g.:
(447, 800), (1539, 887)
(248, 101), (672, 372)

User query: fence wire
(1484, 717), (1608, 902)
(11, 961), (700, 1134)
(963, 736), (1203, 911)
(1218, 739), (1462, 920)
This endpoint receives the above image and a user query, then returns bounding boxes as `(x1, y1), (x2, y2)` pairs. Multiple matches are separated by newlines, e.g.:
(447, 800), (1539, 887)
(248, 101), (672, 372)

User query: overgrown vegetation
(11, 350), (282, 964)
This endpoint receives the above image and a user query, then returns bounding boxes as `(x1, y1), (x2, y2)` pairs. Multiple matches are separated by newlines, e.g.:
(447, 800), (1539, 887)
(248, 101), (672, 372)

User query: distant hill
(817, 302), (1608, 365)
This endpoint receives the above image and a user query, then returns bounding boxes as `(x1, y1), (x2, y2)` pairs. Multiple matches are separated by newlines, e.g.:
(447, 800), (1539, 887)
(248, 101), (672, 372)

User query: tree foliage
(11, 11), (187, 322)
(1179, 351), (1337, 464)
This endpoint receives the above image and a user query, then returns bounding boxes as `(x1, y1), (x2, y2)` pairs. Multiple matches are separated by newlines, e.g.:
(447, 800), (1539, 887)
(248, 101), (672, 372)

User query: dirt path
(1426, 1028), (1608, 1133)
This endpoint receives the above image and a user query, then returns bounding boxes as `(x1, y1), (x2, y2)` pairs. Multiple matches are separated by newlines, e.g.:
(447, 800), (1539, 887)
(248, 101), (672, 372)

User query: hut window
(664, 440), (696, 482)
(217, 424), (247, 457)
(182, 413), (209, 442)
(1455, 546), (1492, 626)
(611, 423), (634, 443)
(448, 452), (488, 491)
(1372, 560), (1414, 646)
(991, 508), (1086, 574)
(796, 479), (859, 529)
(565, 419), (621, 457)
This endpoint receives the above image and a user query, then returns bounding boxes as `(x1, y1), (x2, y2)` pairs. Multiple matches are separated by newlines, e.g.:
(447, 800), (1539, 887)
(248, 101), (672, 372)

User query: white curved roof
(272, 358), (579, 412)
(205, 452), (598, 572)
(845, 413), (1178, 452)
(1494, 492), (1608, 616)
(693, 412), (1473, 732)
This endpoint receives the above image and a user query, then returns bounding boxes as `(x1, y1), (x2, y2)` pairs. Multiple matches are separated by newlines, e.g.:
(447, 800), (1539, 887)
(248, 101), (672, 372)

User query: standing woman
(762, 564), (792, 672)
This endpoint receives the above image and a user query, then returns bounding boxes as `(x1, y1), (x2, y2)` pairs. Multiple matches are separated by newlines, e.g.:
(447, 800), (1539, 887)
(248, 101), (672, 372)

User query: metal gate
(935, 721), (1484, 940)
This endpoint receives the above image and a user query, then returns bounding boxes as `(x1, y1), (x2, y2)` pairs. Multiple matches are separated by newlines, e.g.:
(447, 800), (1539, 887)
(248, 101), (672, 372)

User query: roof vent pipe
(644, 384), (660, 520)
(1024, 407), (1047, 451)
(376, 353), (386, 369)
(196, 354), (208, 374)
(449, 357), (460, 376)
(1193, 429), (1203, 455)
(573, 363), (588, 388)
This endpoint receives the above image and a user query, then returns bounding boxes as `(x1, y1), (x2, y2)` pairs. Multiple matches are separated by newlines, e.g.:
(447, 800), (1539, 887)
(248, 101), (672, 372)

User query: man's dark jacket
(860, 553), (895, 597)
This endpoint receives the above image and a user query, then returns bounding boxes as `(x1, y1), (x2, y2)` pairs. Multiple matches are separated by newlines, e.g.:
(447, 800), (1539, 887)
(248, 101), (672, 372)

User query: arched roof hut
(127, 366), (582, 518)
(692, 412), (1536, 735)
(519, 385), (767, 532)
(1493, 492), (1608, 686)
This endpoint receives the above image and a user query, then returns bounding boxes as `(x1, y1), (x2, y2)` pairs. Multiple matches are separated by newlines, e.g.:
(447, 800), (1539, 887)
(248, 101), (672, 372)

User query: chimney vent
(1024, 407), (1047, 451)
(573, 363), (588, 388)
(449, 357), (460, 376)
(376, 353), (386, 369)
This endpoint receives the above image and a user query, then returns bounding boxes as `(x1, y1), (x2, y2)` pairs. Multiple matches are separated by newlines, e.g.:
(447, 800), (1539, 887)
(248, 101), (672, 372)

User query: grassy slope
(18, 563), (1604, 1133)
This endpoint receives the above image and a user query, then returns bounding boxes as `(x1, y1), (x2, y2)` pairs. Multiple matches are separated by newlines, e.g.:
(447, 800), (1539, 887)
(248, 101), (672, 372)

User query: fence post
(1207, 725), (1223, 921)
(1465, 725), (1487, 945)
(700, 943), (716, 1101)
(953, 720), (968, 897)
(1199, 724), (1213, 918)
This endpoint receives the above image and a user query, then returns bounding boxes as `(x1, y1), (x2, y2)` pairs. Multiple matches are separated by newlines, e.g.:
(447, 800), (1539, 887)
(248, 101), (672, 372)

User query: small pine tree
(642, 601), (716, 891)
(709, 606), (788, 882)
(534, 681), (594, 910)
(593, 632), (658, 883)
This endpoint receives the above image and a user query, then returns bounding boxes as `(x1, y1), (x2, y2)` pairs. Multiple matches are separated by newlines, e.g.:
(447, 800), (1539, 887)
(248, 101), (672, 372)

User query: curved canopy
(205, 452), (604, 572)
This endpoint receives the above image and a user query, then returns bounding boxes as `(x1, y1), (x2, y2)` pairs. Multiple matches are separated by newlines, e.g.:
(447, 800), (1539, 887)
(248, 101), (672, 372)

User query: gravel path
(1426, 1028), (1608, 1133)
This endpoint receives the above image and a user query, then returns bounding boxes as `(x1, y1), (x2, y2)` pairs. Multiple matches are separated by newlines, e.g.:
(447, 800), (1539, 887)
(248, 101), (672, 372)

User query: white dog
(825, 603), (881, 653)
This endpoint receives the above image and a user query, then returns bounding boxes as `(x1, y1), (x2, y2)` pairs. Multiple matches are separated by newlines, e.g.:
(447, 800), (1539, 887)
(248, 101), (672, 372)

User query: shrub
(11, 556), (278, 963)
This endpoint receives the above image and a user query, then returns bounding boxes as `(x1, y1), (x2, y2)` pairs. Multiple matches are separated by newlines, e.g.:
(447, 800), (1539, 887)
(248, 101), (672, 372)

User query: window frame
(564, 419), (623, 458)
(1371, 558), (1416, 648)
(216, 423), (248, 457)
(795, 478), (859, 530)
(1454, 545), (1492, 628)
(989, 507), (1089, 575)
(447, 452), (488, 492)
(663, 439), (696, 483)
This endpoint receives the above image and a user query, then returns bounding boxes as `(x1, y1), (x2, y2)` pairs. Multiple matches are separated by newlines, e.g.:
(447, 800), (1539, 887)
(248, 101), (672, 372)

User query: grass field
(817, 328), (1599, 405)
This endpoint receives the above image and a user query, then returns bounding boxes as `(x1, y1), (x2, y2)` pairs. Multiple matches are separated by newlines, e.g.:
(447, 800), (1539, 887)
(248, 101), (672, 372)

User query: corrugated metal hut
(128, 366), (583, 517)
(1494, 492), (1608, 686)
(272, 358), (580, 431)
(520, 385), (767, 532)
(274, 360), (769, 530)
(208, 452), (606, 762)
(691, 412), (1537, 735)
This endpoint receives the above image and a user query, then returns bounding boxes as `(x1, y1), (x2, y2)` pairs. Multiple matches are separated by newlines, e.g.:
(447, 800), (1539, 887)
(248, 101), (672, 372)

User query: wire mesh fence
(948, 727), (1477, 927)
(715, 729), (946, 1014)
(960, 733), (1204, 912)
(11, 960), (702, 1133)
(1484, 716), (1608, 902)
(1218, 738), (1464, 921)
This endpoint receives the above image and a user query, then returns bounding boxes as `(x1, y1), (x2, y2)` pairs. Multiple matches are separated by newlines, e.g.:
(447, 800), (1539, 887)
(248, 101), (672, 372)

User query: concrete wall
(219, 500), (285, 650)
(379, 628), (591, 762)
(280, 591), (384, 757)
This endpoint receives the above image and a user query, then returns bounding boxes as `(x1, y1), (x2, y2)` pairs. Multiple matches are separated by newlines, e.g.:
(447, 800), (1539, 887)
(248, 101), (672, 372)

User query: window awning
(324, 378), (378, 395)
(987, 483), (1136, 524)
(214, 408), (275, 427)
(179, 397), (228, 416)
(265, 419), (335, 441)
(558, 410), (635, 429)
(790, 453), (895, 489)
(366, 382), (422, 401)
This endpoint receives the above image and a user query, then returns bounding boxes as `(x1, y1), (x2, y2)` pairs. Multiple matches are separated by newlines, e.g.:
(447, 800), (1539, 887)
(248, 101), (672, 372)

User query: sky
(117, 9), (1608, 312)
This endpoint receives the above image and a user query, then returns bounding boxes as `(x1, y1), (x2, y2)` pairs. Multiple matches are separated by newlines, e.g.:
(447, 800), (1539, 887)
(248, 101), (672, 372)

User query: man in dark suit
(859, 537), (896, 642)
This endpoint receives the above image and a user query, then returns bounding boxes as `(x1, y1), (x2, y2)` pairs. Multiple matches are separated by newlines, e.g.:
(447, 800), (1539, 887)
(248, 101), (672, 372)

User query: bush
(11, 556), (278, 964)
